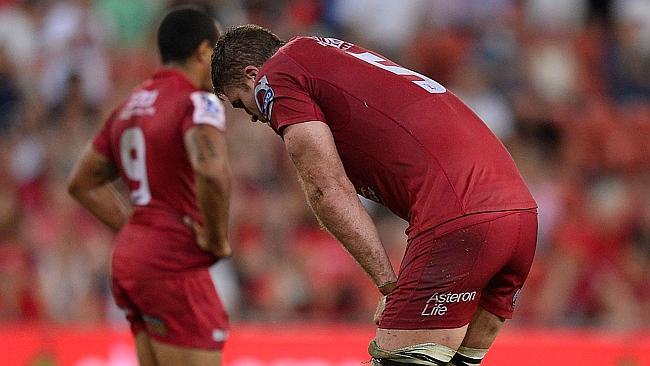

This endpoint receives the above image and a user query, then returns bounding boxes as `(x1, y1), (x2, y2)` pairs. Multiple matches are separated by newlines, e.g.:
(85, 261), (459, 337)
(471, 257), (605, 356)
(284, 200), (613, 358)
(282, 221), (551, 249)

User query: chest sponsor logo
(421, 291), (477, 316)
(120, 90), (158, 120)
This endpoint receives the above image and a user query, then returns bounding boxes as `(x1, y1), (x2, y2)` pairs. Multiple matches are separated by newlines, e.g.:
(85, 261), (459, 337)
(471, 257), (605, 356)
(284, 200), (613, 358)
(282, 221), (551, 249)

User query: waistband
(408, 208), (538, 243)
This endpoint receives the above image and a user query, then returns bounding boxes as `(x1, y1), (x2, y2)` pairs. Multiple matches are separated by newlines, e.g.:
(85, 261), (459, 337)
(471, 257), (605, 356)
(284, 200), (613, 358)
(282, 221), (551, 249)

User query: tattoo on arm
(187, 129), (220, 163)
(200, 133), (218, 160)
(194, 139), (206, 162)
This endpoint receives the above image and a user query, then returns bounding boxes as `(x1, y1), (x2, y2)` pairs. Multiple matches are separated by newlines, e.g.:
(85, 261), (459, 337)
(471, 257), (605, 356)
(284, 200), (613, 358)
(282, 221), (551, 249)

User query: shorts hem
(146, 332), (226, 351)
(479, 299), (513, 320)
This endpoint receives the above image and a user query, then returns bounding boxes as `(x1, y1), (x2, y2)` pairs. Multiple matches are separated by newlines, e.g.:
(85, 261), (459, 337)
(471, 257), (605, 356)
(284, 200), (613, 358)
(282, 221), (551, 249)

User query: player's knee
(448, 346), (488, 365)
(368, 340), (456, 365)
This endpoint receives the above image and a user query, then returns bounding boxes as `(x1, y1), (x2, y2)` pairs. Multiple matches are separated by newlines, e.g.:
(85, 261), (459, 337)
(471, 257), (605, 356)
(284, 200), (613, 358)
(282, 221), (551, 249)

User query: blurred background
(0, 0), (649, 364)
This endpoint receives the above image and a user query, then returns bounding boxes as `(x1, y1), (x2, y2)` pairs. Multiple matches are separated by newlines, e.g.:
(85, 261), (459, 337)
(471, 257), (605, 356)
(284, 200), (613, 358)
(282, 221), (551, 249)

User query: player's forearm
(195, 172), (231, 252)
(184, 125), (231, 254)
(307, 187), (397, 293)
(69, 184), (131, 232)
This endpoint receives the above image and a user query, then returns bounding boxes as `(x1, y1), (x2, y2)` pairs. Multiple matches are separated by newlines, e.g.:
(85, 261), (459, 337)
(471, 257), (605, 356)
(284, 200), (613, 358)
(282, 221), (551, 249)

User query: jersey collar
(153, 68), (197, 90)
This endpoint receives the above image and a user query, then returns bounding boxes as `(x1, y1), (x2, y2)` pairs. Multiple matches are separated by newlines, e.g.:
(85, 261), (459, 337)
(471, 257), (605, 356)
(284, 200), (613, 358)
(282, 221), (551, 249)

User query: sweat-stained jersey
(93, 69), (226, 270)
(256, 37), (537, 239)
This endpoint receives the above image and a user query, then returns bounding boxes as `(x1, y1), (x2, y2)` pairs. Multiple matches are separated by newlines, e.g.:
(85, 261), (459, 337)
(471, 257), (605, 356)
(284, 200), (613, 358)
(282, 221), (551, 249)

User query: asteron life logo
(421, 291), (477, 316)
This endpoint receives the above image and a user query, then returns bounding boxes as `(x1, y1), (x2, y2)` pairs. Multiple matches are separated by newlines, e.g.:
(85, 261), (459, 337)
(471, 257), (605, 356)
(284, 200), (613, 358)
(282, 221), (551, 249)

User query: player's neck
(163, 62), (202, 89)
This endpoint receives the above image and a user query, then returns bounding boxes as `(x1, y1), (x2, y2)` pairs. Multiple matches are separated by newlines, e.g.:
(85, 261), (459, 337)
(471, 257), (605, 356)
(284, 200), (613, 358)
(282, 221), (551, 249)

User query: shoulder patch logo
(190, 91), (226, 131)
(254, 75), (274, 122)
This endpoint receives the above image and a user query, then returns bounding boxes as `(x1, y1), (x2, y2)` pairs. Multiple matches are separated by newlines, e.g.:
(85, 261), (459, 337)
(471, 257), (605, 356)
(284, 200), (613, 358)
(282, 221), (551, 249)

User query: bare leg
(150, 338), (222, 366)
(446, 307), (504, 365)
(134, 332), (158, 366)
(459, 307), (504, 349)
(375, 326), (468, 351)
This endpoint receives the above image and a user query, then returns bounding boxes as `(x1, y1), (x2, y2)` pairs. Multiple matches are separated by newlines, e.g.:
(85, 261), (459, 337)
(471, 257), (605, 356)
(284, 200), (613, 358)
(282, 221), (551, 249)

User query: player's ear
(197, 40), (212, 63)
(243, 66), (258, 81)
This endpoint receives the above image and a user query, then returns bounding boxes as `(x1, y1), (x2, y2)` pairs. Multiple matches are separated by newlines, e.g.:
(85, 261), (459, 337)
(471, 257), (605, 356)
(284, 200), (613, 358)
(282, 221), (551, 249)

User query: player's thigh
(134, 331), (158, 366)
(457, 210), (537, 351)
(460, 306), (505, 349)
(150, 338), (222, 366)
(112, 272), (152, 352)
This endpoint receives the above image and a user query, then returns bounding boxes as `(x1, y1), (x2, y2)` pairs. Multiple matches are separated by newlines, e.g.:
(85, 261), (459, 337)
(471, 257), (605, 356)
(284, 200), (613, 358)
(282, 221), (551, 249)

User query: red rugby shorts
(380, 209), (537, 329)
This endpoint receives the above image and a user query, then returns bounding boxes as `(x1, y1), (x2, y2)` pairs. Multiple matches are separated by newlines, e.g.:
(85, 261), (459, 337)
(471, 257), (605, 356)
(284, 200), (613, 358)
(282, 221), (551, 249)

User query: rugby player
(211, 25), (538, 365)
(68, 7), (231, 366)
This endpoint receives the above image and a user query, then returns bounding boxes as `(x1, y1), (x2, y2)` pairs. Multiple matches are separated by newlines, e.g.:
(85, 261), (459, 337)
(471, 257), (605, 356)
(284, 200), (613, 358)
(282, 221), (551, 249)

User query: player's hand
(183, 216), (232, 258)
(210, 240), (232, 258)
(374, 280), (396, 325)
(374, 295), (387, 325)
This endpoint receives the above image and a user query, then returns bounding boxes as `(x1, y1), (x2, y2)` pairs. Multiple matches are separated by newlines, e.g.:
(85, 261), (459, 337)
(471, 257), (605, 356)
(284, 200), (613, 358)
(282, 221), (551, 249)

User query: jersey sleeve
(182, 91), (227, 133)
(256, 53), (326, 135)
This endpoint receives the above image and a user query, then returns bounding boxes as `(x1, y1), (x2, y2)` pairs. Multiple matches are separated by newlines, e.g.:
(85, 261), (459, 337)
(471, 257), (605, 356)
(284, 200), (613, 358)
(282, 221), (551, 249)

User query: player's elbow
(67, 175), (83, 200)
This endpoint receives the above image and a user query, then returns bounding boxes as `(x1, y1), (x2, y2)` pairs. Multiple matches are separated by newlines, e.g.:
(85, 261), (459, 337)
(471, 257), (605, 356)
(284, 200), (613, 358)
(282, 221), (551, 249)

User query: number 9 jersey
(92, 69), (226, 271)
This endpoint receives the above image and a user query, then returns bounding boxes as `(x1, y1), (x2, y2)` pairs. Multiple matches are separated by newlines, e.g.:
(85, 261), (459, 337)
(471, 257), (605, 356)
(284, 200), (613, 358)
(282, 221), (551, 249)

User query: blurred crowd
(0, 0), (649, 330)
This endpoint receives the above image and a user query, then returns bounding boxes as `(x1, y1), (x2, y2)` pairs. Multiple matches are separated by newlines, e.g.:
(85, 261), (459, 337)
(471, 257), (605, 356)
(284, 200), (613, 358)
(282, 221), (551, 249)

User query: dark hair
(211, 24), (285, 97)
(157, 6), (219, 64)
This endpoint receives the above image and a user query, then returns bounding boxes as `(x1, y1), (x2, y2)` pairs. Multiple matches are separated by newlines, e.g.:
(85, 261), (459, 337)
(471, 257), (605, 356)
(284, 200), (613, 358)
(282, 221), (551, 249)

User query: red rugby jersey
(93, 69), (226, 269)
(256, 37), (537, 238)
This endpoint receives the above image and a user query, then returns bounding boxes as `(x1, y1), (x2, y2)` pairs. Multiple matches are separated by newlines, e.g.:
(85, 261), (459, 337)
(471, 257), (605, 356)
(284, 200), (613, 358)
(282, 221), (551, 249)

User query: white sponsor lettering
(421, 303), (448, 316)
(427, 291), (477, 304)
(421, 291), (477, 317)
(119, 90), (158, 120)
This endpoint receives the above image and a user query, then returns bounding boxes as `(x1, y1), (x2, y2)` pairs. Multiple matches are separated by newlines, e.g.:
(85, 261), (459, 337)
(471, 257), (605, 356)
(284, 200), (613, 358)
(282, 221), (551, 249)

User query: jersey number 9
(119, 127), (152, 205)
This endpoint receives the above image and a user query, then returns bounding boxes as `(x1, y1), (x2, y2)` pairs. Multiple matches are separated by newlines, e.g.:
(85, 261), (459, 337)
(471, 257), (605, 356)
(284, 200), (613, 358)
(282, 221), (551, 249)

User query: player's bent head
(158, 6), (219, 65)
(211, 24), (284, 98)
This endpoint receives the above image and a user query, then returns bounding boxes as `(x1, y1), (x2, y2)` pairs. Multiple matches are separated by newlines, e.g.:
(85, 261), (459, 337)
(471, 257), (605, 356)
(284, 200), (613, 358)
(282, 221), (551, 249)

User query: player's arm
(283, 121), (398, 295)
(184, 124), (232, 257)
(67, 145), (131, 232)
